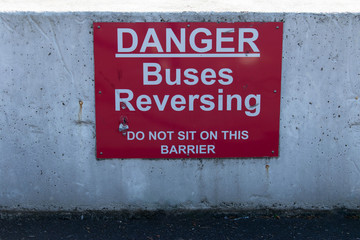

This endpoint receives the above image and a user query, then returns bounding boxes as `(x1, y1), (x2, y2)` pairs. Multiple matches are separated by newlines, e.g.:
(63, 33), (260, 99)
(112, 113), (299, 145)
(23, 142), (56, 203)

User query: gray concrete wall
(1, 11), (360, 211)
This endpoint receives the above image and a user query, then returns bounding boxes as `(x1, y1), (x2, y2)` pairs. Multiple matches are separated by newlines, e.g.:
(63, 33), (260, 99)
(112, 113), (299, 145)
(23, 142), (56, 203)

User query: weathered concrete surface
(2, 0), (360, 13)
(1, 11), (360, 211)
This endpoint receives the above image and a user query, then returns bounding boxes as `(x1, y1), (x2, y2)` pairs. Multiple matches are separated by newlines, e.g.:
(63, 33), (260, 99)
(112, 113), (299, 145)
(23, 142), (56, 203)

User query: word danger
(117, 27), (259, 53)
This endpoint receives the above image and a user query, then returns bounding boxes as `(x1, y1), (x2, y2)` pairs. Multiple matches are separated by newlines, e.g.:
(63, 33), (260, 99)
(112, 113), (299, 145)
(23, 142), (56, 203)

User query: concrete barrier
(1, 3), (360, 210)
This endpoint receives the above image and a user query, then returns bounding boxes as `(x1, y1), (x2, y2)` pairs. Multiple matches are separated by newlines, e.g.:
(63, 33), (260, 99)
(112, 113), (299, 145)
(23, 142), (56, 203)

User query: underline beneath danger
(115, 53), (261, 58)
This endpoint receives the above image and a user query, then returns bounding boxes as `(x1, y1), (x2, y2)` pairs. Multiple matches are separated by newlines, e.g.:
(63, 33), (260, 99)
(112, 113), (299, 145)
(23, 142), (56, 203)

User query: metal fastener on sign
(97, 26), (101, 29)
(99, 91), (102, 94)
(100, 152), (103, 155)
(272, 151), (275, 153)
(274, 90), (277, 93)
(276, 26), (279, 29)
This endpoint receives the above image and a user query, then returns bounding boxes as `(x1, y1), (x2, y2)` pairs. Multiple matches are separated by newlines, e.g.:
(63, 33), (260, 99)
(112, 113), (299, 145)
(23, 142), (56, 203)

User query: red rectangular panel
(93, 22), (283, 159)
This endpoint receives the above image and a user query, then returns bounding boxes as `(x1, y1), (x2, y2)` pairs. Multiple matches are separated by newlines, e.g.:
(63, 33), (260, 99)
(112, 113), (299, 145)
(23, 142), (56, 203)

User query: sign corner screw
(100, 152), (103, 155)
(98, 91), (102, 94)
(276, 26), (279, 29)
(273, 90), (277, 93)
(97, 25), (101, 29)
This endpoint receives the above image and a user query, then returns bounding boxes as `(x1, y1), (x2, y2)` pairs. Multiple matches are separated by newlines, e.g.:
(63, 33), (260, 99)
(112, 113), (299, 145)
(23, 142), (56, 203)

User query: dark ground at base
(0, 209), (359, 240)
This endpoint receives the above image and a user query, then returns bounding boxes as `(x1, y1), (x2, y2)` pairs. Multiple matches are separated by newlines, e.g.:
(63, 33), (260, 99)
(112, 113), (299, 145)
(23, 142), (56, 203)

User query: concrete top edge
(1, 0), (360, 13)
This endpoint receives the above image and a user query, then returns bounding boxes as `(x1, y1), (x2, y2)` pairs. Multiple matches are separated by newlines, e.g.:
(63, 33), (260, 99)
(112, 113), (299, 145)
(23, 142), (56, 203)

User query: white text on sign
(116, 27), (260, 55)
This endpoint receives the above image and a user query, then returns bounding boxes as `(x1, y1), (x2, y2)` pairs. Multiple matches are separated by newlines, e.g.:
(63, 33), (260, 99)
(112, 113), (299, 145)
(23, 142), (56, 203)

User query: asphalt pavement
(0, 209), (359, 239)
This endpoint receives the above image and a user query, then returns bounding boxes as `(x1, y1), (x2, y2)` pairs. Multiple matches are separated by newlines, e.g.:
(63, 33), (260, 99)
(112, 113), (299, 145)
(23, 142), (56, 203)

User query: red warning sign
(93, 22), (283, 159)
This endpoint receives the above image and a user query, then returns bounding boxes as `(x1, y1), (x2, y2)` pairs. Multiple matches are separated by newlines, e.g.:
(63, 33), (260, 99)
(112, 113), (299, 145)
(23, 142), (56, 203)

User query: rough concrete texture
(0, 12), (360, 211)
(1, 0), (360, 13)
